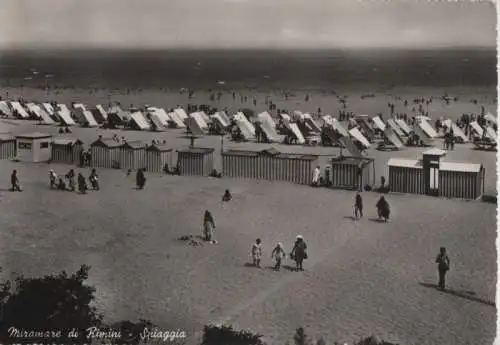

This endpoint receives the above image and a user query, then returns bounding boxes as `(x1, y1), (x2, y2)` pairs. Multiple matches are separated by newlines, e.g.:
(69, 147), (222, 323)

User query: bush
(201, 324), (264, 345)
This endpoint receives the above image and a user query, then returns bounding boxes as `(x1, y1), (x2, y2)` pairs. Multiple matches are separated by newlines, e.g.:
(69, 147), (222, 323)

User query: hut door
(429, 167), (439, 196)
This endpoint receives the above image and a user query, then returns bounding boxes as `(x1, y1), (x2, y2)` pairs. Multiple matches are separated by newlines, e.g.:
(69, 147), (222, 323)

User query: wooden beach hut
(0, 134), (16, 160)
(120, 141), (147, 170)
(330, 156), (375, 190)
(145, 144), (173, 173)
(51, 138), (83, 165)
(177, 147), (214, 176)
(387, 148), (484, 199)
(15, 132), (53, 162)
(90, 138), (122, 169)
(222, 147), (318, 185)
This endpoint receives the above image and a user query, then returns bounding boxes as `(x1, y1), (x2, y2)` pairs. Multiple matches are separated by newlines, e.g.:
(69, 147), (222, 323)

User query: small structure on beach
(330, 156), (375, 190)
(15, 132), (53, 162)
(222, 147), (318, 185)
(0, 134), (16, 160)
(90, 138), (122, 169)
(145, 143), (173, 173)
(120, 140), (147, 171)
(388, 148), (484, 200)
(177, 147), (214, 176)
(51, 138), (84, 165)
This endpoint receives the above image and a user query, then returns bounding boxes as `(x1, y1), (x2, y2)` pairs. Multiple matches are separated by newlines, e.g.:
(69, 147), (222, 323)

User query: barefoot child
(271, 242), (286, 271)
(251, 239), (262, 268)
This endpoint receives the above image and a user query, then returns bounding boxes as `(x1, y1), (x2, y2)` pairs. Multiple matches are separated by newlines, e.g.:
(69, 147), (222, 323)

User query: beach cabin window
(40, 142), (49, 149)
(18, 142), (32, 150)
(429, 167), (439, 189)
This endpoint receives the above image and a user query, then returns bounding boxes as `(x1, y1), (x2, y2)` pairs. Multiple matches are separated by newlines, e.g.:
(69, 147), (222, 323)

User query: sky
(0, 0), (496, 50)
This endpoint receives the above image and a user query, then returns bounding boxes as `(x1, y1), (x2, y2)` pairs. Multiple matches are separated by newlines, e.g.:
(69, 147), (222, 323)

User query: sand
(0, 86), (496, 344)
(0, 159), (495, 345)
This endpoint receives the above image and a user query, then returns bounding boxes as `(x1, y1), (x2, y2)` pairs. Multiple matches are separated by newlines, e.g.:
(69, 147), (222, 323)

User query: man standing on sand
(435, 247), (450, 290)
(290, 235), (307, 271)
(10, 170), (21, 192)
(271, 242), (286, 271)
(203, 210), (216, 242)
(311, 165), (321, 187)
(251, 239), (262, 268)
(354, 192), (363, 219)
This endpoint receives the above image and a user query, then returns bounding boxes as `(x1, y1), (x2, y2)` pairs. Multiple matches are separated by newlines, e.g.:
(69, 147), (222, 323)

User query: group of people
(49, 168), (99, 193)
(251, 236), (308, 272)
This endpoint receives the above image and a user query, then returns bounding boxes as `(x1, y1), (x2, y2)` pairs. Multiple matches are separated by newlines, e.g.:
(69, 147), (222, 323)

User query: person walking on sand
(311, 165), (321, 187)
(49, 169), (57, 189)
(89, 168), (99, 191)
(271, 242), (286, 271)
(376, 196), (390, 222)
(290, 235), (307, 271)
(354, 192), (363, 219)
(66, 169), (75, 192)
(10, 170), (21, 192)
(203, 210), (216, 242)
(136, 168), (146, 190)
(251, 239), (263, 268)
(435, 247), (450, 290)
(77, 173), (87, 194)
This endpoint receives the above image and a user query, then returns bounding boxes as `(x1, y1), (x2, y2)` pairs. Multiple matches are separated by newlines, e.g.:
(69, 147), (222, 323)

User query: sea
(0, 48), (496, 91)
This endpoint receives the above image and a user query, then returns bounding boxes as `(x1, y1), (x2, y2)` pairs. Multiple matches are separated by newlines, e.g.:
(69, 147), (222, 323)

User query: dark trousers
(438, 269), (447, 289)
(11, 183), (21, 192)
(355, 205), (363, 218)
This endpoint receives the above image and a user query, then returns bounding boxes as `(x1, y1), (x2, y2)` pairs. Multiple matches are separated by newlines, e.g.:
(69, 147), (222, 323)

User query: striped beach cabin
(330, 156), (375, 190)
(177, 147), (214, 176)
(50, 138), (83, 165)
(0, 134), (16, 160)
(90, 138), (122, 169)
(145, 144), (173, 173)
(222, 147), (318, 185)
(387, 148), (484, 199)
(120, 141), (147, 171)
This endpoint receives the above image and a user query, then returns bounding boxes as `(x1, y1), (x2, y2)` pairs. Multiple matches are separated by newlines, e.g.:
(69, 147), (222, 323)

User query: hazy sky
(0, 0), (496, 49)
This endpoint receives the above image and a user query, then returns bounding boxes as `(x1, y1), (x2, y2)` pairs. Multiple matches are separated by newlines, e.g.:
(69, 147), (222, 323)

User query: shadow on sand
(343, 216), (358, 221)
(368, 218), (387, 223)
(418, 282), (495, 307)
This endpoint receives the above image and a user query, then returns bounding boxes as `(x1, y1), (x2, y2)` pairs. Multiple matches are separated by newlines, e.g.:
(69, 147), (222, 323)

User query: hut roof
(331, 156), (374, 165)
(440, 162), (482, 173)
(222, 149), (317, 160)
(177, 147), (214, 154)
(16, 132), (52, 140)
(387, 158), (422, 169)
(222, 150), (259, 157)
(52, 138), (83, 146)
(0, 133), (15, 141)
(90, 138), (122, 148)
(146, 144), (172, 152)
(422, 148), (447, 157)
(121, 140), (146, 150)
(260, 147), (280, 155)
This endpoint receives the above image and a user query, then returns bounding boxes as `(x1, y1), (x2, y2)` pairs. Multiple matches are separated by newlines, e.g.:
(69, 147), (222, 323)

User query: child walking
(251, 239), (262, 268)
(271, 242), (286, 271)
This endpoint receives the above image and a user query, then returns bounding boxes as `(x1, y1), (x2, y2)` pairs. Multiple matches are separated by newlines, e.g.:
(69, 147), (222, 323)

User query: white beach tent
(331, 118), (350, 137)
(469, 121), (484, 137)
(26, 103), (41, 118)
(285, 122), (306, 144)
(292, 110), (304, 121)
(349, 127), (371, 148)
(372, 116), (386, 131)
(10, 102), (29, 119)
(73, 103), (86, 111)
(82, 110), (99, 127)
(129, 111), (151, 131)
(42, 103), (55, 116)
(395, 119), (412, 135)
(383, 128), (404, 149)
(486, 127), (497, 143)
(150, 113), (167, 131)
(321, 115), (334, 127)
(443, 119), (468, 143)
(386, 118), (405, 137)
(418, 120), (438, 138)
(212, 112), (230, 128)
(257, 111), (276, 129)
(233, 114), (254, 140)
(174, 108), (188, 121)
(95, 105), (108, 121)
(148, 107), (170, 127)
(36, 107), (56, 125)
(168, 111), (186, 128)
(57, 104), (76, 125)
(485, 112), (497, 125)
(198, 111), (211, 124)
(279, 113), (292, 123)
(0, 101), (12, 116)
(303, 113), (321, 132)
(190, 112), (209, 130)
(235, 112), (255, 136)
(217, 111), (231, 126)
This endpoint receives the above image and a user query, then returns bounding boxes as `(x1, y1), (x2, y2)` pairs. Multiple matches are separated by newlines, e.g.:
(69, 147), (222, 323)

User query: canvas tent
(168, 111), (186, 128)
(37, 107), (55, 124)
(387, 118), (406, 137)
(418, 120), (438, 138)
(256, 120), (280, 143)
(150, 113), (167, 131)
(470, 121), (484, 137)
(56, 104), (76, 125)
(443, 119), (468, 143)
(395, 119), (412, 135)
(285, 122), (305, 144)
(74, 103), (86, 111)
(186, 117), (205, 136)
(383, 127), (404, 149)
(190, 112), (209, 130)
(0, 101), (12, 116)
(174, 108), (188, 121)
(331, 118), (350, 137)
(485, 112), (497, 125)
(303, 113), (321, 132)
(233, 115), (254, 140)
(217, 111), (231, 126)
(11, 102), (29, 119)
(372, 116), (386, 131)
(349, 127), (371, 149)
(486, 127), (497, 143)
(235, 112), (255, 136)
(198, 111), (211, 124)
(257, 112), (276, 129)
(149, 107), (170, 127)
(129, 111), (151, 131)
(82, 110), (99, 127)
(280, 113), (292, 123)
(212, 112), (230, 128)
(42, 103), (55, 115)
